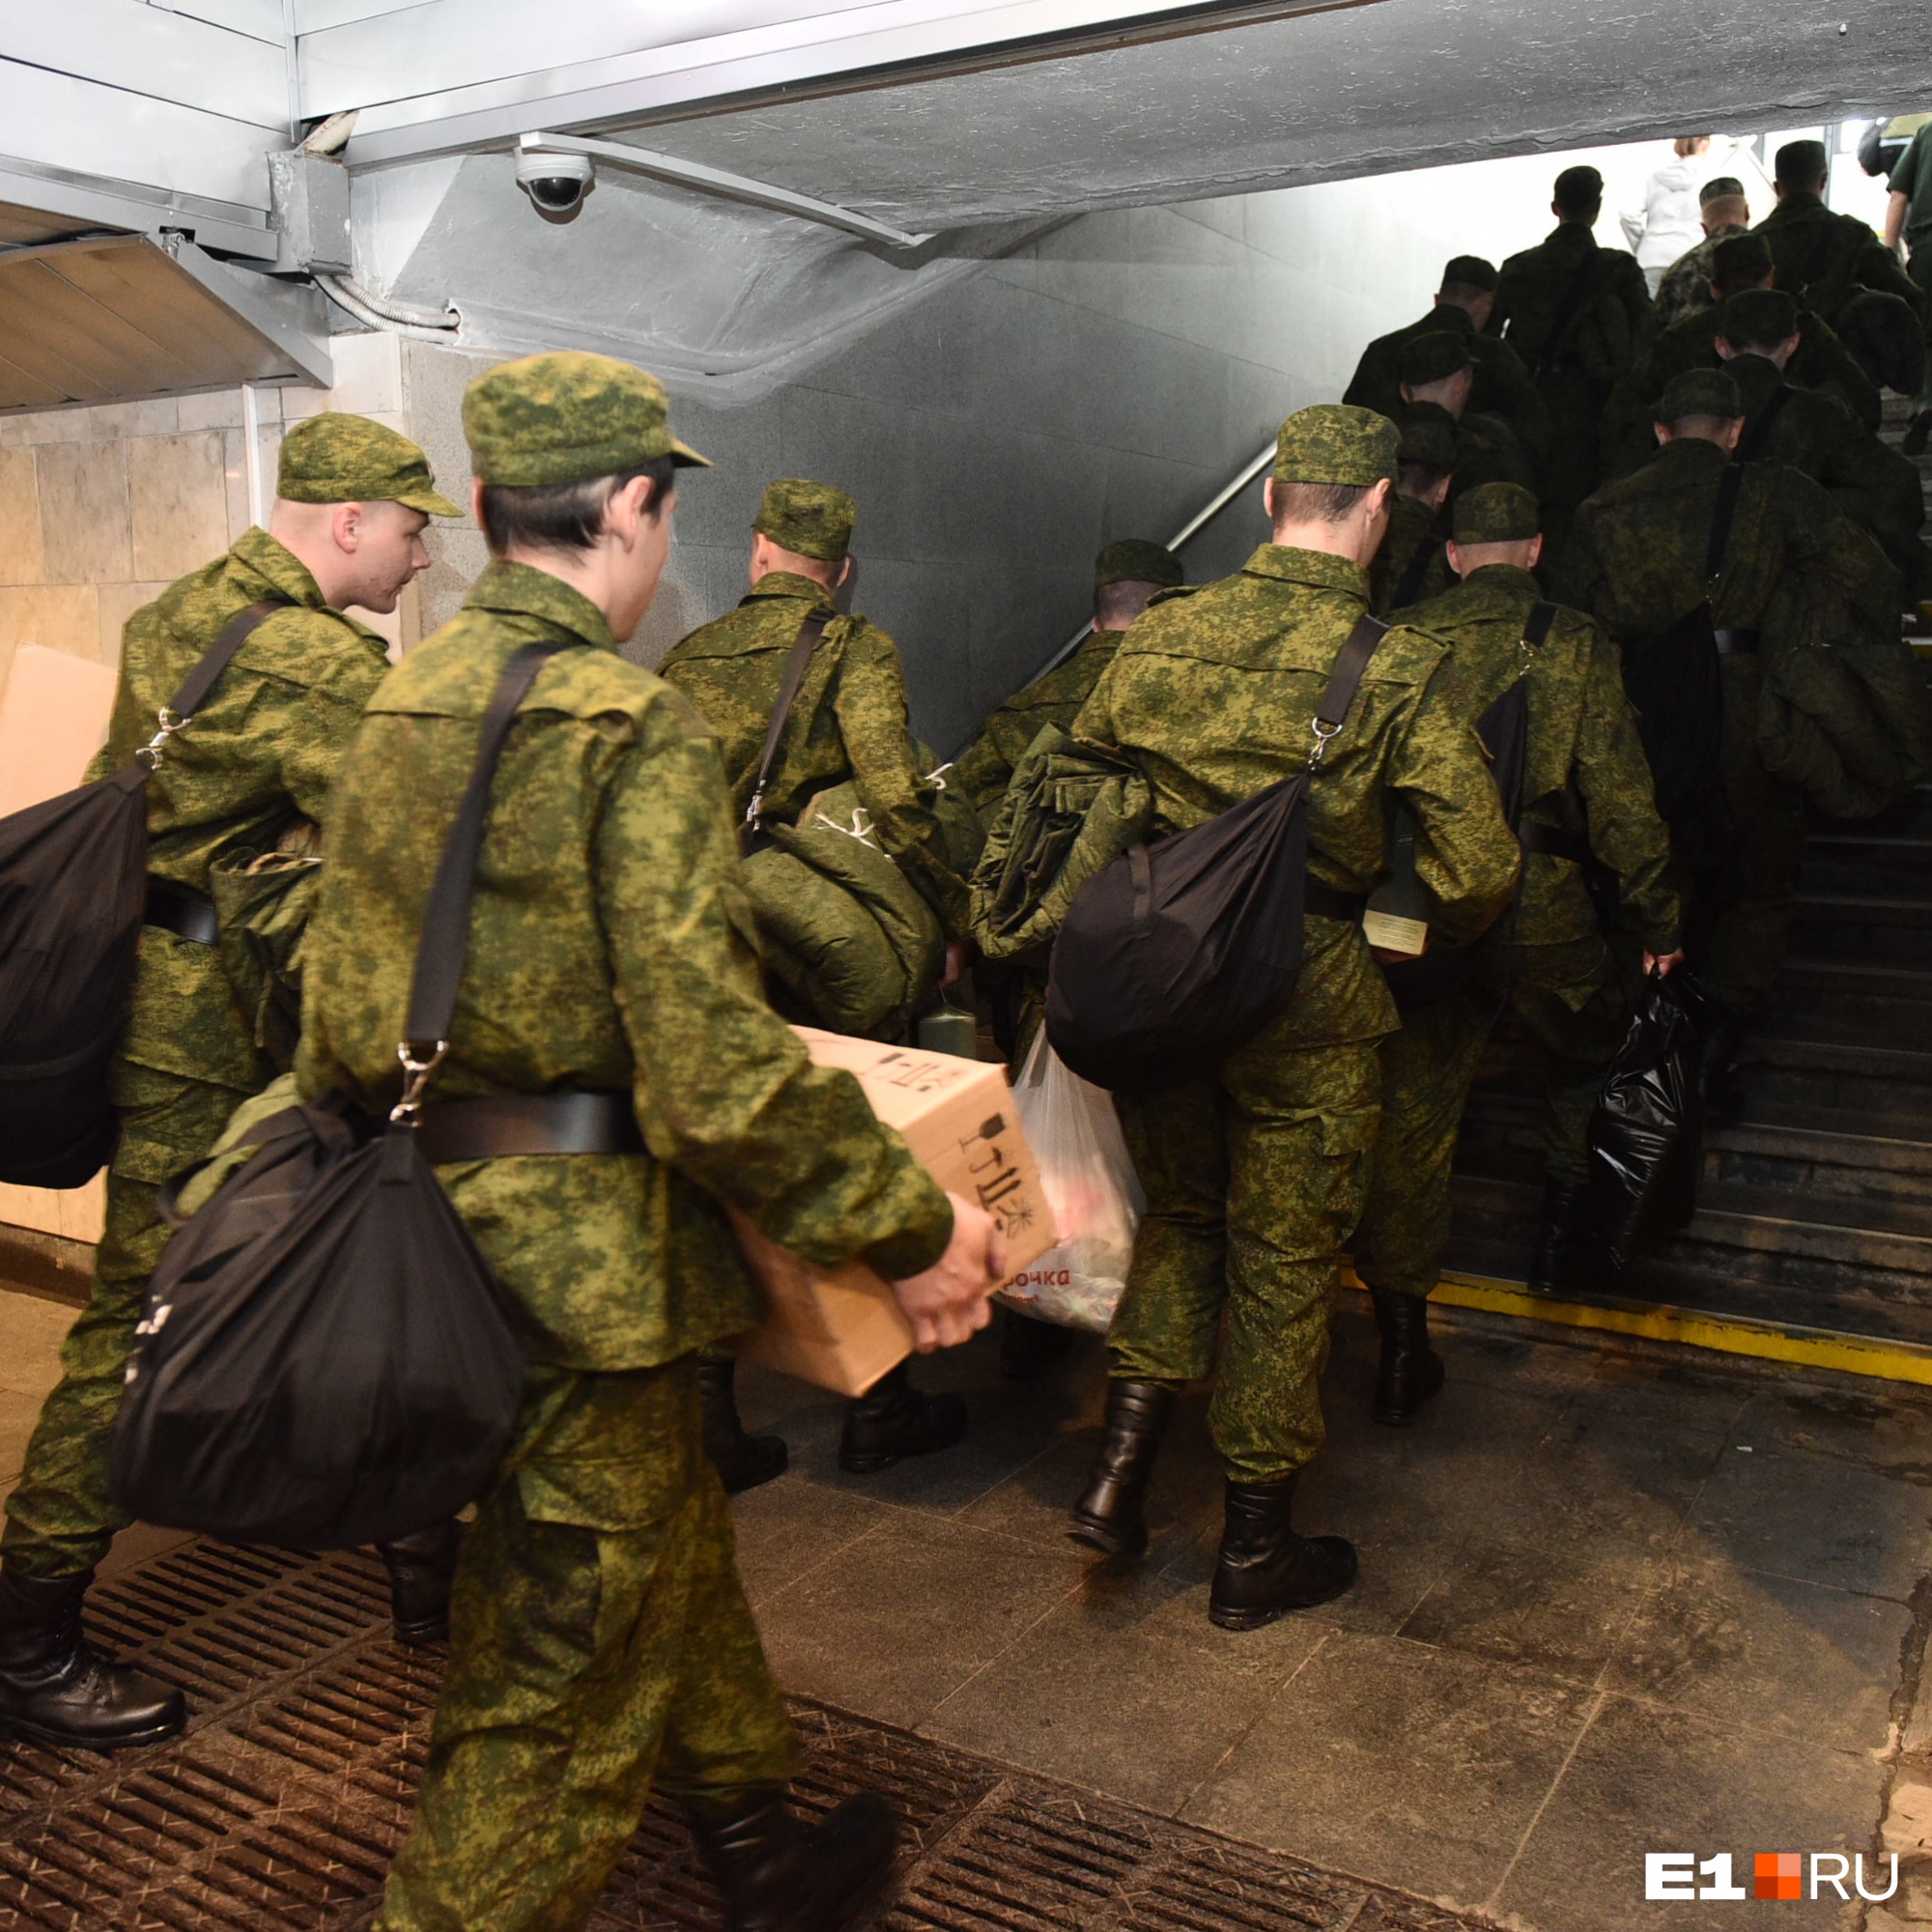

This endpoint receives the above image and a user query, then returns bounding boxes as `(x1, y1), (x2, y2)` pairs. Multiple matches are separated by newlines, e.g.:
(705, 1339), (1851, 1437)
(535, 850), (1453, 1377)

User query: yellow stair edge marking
(1340, 1266), (1932, 1388)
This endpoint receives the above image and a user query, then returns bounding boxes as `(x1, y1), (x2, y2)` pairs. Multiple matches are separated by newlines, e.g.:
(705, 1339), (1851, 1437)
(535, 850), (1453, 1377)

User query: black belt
(1306, 883), (1370, 923)
(1519, 820), (1593, 866)
(145, 879), (220, 947)
(1713, 627), (1761, 657)
(413, 1091), (644, 1164)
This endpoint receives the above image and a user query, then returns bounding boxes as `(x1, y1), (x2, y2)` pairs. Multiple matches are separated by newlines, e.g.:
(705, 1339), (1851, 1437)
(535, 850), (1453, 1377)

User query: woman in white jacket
(1622, 136), (1713, 294)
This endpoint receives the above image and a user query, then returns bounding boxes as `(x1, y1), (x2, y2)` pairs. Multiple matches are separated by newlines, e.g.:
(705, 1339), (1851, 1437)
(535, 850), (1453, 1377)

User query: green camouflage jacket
(295, 560), (952, 1373)
(659, 572), (968, 937)
(952, 626), (1123, 819)
(92, 526), (390, 1100)
(1652, 224), (1747, 333)
(1553, 438), (1898, 644)
(1343, 305), (1551, 459)
(1369, 494), (1452, 616)
(1726, 354), (1924, 552)
(1392, 563), (1679, 952)
(1601, 303), (1881, 478)
(1072, 545), (1520, 1049)
(1498, 223), (1653, 395)
(1754, 193), (1926, 326)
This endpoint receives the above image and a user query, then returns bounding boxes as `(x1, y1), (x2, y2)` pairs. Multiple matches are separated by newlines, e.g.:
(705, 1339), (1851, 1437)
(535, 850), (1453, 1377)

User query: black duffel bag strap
(1523, 599), (1558, 654)
(1704, 462), (1747, 597)
(138, 601), (288, 771)
(743, 610), (832, 848)
(394, 643), (574, 1122)
(1306, 612), (1389, 770)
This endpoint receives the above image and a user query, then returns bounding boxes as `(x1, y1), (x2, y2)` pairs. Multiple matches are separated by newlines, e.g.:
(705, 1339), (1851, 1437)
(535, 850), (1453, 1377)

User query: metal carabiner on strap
(389, 1040), (450, 1126)
(1306, 716), (1344, 770)
(136, 706), (185, 771)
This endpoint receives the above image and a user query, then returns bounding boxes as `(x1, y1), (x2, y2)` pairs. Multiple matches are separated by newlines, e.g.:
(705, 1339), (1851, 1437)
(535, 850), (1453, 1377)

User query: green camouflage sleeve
(951, 719), (1014, 823)
(833, 621), (970, 938)
(600, 690), (954, 1280)
(274, 639), (392, 827)
(1572, 625), (1679, 951)
(1547, 509), (1608, 618)
(1387, 652), (1521, 944)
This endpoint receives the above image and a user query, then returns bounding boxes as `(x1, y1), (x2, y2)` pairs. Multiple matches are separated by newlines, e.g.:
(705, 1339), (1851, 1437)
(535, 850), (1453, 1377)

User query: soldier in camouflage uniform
(1395, 332), (1538, 497)
(1652, 178), (1751, 332)
(1065, 407), (1519, 1630)
(1354, 484), (1679, 1373)
(1601, 234), (1882, 478)
(1497, 165), (1655, 549)
(1714, 288), (1929, 600)
(1756, 139), (1926, 331)
(1369, 412), (1456, 617)
(1345, 256), (1551, 464)
(660, 480), (977, 1485)
(293, 353), (1002, 1932)
(1553, 367), (1900, 1112)
(953, 538), (1182, 820)
(0, 415), (458, 1750)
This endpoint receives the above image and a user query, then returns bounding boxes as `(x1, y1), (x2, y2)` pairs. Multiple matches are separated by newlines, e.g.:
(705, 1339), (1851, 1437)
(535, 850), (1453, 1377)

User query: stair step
(1704, 1121), (1932, 1205)
(1791, 894), (1932, 962)
(1780, 956), (1932, 1004)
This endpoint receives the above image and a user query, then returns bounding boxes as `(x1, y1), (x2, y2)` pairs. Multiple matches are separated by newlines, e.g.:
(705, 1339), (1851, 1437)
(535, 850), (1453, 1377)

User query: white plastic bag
(995, 1029), (1145, 1331)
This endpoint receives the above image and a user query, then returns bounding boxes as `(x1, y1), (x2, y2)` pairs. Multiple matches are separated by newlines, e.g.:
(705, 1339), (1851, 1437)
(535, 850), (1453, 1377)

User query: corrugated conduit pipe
(313, 271), (461, 343)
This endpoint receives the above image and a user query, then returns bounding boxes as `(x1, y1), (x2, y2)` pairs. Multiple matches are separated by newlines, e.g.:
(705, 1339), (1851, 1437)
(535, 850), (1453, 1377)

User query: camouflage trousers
(3, 1064), (244, 1579)
(375, 1356), (796, 1932)
(1352, 937), (1632, 1305)
(1107, 1035), (1381, 1482)
(1687, 757), (1810, 1018)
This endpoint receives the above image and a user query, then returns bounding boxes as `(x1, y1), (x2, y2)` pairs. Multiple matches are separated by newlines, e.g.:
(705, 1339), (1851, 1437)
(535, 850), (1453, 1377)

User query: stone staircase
(1442, 400), (1932, 1345)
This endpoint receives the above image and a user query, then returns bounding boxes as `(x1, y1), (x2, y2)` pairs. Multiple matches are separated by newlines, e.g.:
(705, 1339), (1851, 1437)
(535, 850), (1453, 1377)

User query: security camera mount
(515, 148), (595, 215)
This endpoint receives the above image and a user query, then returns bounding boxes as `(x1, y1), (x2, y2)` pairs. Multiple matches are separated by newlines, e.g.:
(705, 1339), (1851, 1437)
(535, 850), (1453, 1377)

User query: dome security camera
(516, 150), (594, 217)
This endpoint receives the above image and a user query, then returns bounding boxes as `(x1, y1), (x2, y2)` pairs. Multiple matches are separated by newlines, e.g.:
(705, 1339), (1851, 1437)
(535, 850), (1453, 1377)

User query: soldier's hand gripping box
(729, 1028), (1058, 1396)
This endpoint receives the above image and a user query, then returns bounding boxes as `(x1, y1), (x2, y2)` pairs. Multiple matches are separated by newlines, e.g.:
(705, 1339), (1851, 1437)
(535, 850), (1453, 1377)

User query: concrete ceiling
(596, 0), (1926, 228)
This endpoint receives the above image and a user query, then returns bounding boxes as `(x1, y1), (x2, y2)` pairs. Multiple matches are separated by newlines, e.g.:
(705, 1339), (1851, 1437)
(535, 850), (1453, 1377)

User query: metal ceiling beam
(0, 156), (271, 258)
(518, 131), (929, 249)
(158, 235), (335, 386)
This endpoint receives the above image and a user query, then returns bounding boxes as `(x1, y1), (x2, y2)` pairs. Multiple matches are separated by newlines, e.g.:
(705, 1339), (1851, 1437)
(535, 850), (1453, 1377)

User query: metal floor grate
(0, 1541), (1491, 1931)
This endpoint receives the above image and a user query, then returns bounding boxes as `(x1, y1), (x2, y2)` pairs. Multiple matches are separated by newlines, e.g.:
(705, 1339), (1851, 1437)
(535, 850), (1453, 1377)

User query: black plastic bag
(111, 1101), (526, 1548)
(1589, 970), (1718, 1273)
(0, 769), (149, 1187)
(1044, 615), (1386, 1094)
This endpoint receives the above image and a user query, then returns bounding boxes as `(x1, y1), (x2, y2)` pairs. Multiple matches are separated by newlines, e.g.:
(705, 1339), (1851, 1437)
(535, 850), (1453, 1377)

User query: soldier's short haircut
(1271, 479), (1375, 526)
(1094, 579), (1165, 629)
(1553, 165), (1604, 217)
(1699, 176), (1746, 206)
(1397, 459), (1448, 498)
(478, 455), (678, 555)
(1662, 412), (1736, 439)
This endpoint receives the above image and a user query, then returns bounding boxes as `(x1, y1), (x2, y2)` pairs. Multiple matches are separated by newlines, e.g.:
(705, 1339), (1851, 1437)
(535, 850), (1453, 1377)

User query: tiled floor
(726, 1299), (1932, 1931)
(0, 1276), (1925, 1931)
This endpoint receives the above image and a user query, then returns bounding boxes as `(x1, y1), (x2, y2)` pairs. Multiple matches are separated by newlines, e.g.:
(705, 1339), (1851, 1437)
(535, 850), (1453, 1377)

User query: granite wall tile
(0, 450), (44, 587)
(36, 442), (131, 584)
(128, 433), (229, 582)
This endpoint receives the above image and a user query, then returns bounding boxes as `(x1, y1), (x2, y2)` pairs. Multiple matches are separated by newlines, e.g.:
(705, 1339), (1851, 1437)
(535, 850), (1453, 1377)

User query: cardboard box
(731, 1028), (1058, 1395)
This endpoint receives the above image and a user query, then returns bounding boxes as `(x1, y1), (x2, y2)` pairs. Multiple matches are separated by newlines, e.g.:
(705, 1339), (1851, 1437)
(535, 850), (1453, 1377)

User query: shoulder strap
(1306, 613), (1389, 769)
(1703, 461), (1747, 592)
(401, 643), (573, 1061)
(1735, 384), (1795, 466)
(1523, 600), (1559, 652)
(1393, 534), (1444, 611)
(743, 610), (832, 839)
(166, 601), (287, 721)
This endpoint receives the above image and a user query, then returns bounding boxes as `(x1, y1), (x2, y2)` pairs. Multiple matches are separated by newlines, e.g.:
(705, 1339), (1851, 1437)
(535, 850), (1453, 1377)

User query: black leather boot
(1067, 1379), (1175, 1559)
(377, 1520), (465, 1647)
(838, 1362), (966, 1475)
(999, 1307), (1076, 1382)
(1527, 1178), (1609, 1294)
(0, 1565), (185, 1749)
(700, 1359), (790, 1495)
(1699, 1010), (1748, 1124)
(1208, 1476), (1357, 1632)
(1369, 1289), (1444, 1427)
(690, 1785), (899, 1932)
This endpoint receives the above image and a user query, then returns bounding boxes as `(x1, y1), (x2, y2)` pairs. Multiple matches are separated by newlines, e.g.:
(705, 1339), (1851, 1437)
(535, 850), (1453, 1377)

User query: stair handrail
(1029, 440), (1274, 682)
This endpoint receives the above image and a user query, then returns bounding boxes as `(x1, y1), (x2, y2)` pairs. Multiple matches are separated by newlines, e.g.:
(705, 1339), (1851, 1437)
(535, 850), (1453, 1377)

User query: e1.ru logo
(1646, 1852), (1897, 1901)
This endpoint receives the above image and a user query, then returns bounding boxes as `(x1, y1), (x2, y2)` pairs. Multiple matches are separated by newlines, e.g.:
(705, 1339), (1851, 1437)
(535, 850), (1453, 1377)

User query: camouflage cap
(1273, 404), (1400, 488)
(754, 478), (857, 562)
(275, 412), (460, 516)
(1452, 482), (1540, 544)
(1440, 254), (1498, 292)
(1398, 330), (1475, 386)
(1699, 175), (1747, 206)
(1721, 288), (1800, 345)
(1094, 538), (1182, 590)
(1396, 410), (1457, 472)
(1775, 137), (1830, 186)
(1711, 232), (1775, 291)
(1836, 289), (1929, 396)
(1554, 164), (1605, 212)
(462, 351), (707, 487)
(1657, 368), (1743, 422)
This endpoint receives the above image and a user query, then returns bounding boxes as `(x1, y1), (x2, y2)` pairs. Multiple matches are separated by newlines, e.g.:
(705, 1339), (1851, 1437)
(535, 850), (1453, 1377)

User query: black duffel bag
(1044, 613), (1385, 1094)
(1590, 966), (1720, 1276)
(108, 644), (566, 1549)
(0, 602), (284, 1187)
